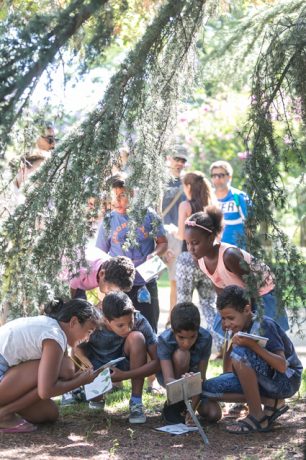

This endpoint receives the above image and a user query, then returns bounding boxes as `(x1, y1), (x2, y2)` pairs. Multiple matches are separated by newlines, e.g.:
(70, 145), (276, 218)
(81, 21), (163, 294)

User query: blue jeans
(203, 345), (301, 399)
(0, 354), (9, 382)
(213, 290), (289, 338)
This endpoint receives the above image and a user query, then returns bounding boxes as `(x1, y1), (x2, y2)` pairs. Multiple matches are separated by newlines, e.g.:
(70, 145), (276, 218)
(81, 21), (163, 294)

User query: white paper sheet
(84, 368), (112, 400)
(156, 423), (199, 435)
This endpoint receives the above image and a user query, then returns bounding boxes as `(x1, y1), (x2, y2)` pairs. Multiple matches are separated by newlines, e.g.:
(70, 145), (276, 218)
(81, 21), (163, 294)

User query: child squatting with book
(74, 291), (160, 424)
(157, 302), (222, 424)
(202, 285), (303, 434)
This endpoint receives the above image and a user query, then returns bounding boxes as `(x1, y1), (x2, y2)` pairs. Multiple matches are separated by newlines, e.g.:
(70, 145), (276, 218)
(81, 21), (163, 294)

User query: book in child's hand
(236, 331), (269, 347)
(84, 368), (112, 401)
(136, 255), (166, 283)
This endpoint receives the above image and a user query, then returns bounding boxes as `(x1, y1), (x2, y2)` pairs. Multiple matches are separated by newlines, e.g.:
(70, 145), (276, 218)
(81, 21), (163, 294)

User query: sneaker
(88, 399), (105, 410)
(72, 387), (86, 402)
(61, 391), (78, 406)
(129, 401), (146, 424)
(162, 401), (186, 424)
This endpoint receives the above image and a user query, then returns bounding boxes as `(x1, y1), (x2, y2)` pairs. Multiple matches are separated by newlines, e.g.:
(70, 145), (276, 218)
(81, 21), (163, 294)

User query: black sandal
(225, 414), (271, 435)
(264, 400), (289, 424)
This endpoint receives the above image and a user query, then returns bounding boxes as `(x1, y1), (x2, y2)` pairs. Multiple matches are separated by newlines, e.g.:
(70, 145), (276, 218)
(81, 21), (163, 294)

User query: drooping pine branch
(243, 5), (306, 322)
(0, 0), (116, 154)
(0, 0), (214, 318)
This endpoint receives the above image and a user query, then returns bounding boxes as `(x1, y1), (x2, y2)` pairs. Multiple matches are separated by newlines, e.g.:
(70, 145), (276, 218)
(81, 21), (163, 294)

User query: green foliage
(0, 0), (215, 316)
(242, 2), (306, 316)
(176, 88), (248, 188)
(188, 0), (306, 316)
(0, 0), (305, 327)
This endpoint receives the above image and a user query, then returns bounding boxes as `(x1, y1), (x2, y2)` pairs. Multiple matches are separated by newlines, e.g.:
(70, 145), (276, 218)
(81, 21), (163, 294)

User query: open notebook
(236, 331), (269, 347)
(136, 255), (166, 283)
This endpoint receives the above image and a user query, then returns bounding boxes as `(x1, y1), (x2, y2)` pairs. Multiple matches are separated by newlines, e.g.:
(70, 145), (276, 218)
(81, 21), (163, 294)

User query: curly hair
(101, 256), (135, 291)
(216, 285), (249, 312)
(171, 302), (200, 332)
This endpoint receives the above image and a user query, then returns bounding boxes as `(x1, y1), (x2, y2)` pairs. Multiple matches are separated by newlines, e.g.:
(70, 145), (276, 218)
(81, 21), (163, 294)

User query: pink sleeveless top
(198, 243), (275, 296)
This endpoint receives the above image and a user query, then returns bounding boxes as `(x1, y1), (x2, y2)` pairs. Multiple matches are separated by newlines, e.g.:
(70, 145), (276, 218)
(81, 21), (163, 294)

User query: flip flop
(264, 402), (289, 425)
(225, 414), (271, 435)
(0, 419), (37, 433)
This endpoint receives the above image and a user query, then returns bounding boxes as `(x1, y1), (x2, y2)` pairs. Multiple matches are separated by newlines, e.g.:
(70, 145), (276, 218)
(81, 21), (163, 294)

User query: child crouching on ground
(0, 298), (100, 433)
(74, 291), (160, 424)
(157, 302), (222, 424)
(203, 285), (303, 434)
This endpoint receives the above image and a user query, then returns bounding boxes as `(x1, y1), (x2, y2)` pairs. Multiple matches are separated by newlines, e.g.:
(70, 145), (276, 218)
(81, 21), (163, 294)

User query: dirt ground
(1, 397), (305, 460)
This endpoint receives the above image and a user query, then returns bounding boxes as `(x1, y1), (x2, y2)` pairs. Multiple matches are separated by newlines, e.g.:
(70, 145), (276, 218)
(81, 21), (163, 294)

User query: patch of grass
(207, 359), (223, 379)
(59, 380), (165, 419)
(157, 270), (169, 288)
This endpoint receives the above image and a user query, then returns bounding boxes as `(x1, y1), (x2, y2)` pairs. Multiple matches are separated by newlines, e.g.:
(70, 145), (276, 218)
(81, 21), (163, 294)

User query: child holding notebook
(0, 298), (100, 433)
(74, 291), (159, 424)
(203, 285), (303, 434)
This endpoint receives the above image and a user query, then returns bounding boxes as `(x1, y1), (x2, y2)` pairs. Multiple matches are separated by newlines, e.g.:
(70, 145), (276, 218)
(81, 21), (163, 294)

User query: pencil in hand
(69, 356), (89, 371)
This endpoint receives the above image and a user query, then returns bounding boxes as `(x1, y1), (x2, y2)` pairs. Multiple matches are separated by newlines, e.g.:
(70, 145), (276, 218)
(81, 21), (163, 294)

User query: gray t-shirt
(80, 311), (157, 366)
(157, 327), (212, 370)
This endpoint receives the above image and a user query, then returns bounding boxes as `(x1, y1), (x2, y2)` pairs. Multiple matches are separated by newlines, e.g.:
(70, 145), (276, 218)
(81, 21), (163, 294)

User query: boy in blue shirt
(203, 285), (303, 434)
(157, 302), (221, 424)
(95, 174), (168, 333)
(75, 292), (159, 424)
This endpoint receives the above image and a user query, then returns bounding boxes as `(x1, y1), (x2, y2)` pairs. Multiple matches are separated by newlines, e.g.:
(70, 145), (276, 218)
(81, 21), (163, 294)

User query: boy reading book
(74, 291), (160, 424)
(203, 285), (303, 434)
(157, 302), (221, 424)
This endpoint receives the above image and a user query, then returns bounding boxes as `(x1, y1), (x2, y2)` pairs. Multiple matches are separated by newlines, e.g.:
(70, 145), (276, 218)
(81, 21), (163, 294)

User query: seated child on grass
(0, 298), (100, 433)
(74, 291), (160, 424)
(203, 285), (303, 434)
(157, 302), (222, 424)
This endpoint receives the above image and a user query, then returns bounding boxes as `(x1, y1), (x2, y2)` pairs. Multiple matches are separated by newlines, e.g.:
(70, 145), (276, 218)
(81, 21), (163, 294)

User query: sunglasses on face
(211, 173), (228, 179)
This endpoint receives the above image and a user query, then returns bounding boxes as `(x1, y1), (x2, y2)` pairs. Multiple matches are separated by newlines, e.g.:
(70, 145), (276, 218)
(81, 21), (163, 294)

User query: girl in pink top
(184, 206), (289, 331)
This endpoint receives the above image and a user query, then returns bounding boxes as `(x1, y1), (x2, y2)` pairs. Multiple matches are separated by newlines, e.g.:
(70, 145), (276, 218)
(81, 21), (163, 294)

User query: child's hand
(232, 334), (257, 350)
(185, 411), (195, 426)
(77, 368), (97, 385)
(109, 367), (125, 382)
(181, 372), (194, 378)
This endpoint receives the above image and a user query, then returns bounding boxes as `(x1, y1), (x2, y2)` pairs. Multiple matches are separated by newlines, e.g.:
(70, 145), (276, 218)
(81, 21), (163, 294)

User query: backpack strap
(233, 192), (246, 222)
(162, 189), (183, 219)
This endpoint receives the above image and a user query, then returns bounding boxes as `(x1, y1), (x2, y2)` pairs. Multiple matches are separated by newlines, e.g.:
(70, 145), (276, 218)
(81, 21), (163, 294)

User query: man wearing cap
(209, 160), (250, 248)
(161, 145), (188, 316)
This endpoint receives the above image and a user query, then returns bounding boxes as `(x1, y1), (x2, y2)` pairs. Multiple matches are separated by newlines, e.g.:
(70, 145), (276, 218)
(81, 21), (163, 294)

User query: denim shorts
(0, 354), (9, 382)
(203, 345), (301, 399)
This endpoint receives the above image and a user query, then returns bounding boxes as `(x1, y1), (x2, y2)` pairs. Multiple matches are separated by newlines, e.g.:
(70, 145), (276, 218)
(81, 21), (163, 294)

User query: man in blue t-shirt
(96, 175), (167, 333)
(209, 160), (250, 248)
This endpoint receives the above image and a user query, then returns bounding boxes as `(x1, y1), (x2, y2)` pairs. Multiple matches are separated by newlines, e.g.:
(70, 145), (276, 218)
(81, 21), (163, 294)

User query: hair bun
(44, 298), (64, 316)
